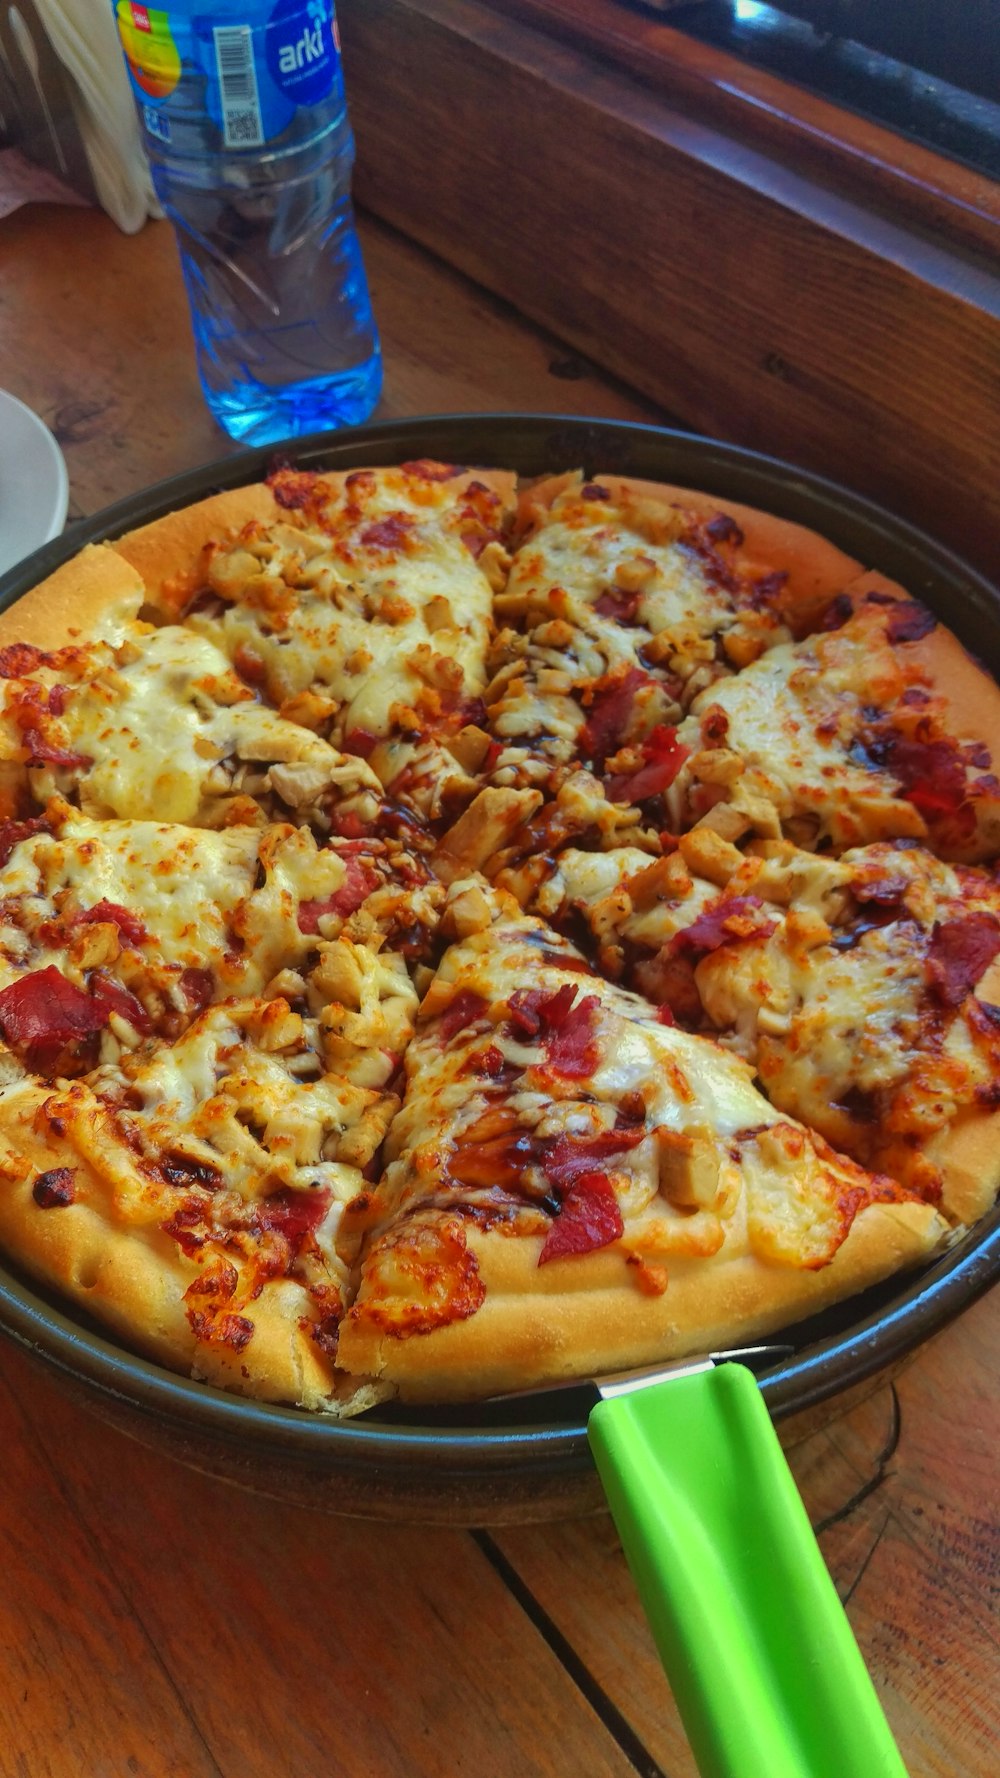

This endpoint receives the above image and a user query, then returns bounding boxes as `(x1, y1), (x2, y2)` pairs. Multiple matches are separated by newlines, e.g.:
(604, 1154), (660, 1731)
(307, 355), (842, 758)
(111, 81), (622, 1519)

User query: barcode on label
(213, 24), (264, 149)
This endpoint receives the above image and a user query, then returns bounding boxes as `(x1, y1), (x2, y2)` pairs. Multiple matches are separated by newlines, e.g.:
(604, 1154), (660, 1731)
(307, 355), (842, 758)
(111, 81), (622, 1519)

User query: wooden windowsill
(495, 0), (1000, 262)
(338, 0), (1000, 575)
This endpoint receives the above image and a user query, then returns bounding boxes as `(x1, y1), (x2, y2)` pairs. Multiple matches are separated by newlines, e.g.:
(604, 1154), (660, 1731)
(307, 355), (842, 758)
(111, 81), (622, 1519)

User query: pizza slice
(508, 472), (861, 677)
(334, 885), (944, 1401)
(689, 840), (1000, 1225)
(0, 623), (390, 837)
(533, 834), (1000, 1224)
(135, 463), (518, 826)
(0, 803), (418, 1085)
(671, 579), (1000, 862)
(0, 965), (415, 1410)
(471, 472), (864, 886)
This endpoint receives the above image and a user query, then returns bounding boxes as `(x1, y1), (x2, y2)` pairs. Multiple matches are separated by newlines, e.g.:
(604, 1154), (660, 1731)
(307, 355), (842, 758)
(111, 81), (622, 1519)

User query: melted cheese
(677, 615), (924, 849)
(2, 625), (383, 829)
(122, 999), (388, 1212)
(200, 472), (500, 748)
(695, 841), (1000, 1193)
(544, 845), (717, 954)
(509, 481), (788, 676)
(361, 890), (900, 1271)
(0, 810), (362, 1070)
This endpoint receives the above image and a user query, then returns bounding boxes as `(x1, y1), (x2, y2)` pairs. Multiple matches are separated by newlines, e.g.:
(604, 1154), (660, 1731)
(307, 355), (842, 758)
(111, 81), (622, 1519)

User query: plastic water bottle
(112, 0), (382, 445)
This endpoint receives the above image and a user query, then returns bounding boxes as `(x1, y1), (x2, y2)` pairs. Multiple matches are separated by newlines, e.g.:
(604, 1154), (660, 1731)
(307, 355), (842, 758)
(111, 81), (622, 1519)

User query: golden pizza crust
(336, 1197), (945, 1401)
(0, 1081), (359, 1413)
(927, 1111), (1000, 1228)
(111, 484), (283, 619)
(0, 543), (145, 649)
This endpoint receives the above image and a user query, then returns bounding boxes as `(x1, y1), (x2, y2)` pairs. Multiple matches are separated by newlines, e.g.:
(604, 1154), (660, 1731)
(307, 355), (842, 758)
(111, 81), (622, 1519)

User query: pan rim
(1, 409), (997, 1475)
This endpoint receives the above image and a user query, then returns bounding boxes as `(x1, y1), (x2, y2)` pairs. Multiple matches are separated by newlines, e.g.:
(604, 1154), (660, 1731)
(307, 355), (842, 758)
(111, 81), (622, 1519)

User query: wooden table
(0, 202), (997, 1778)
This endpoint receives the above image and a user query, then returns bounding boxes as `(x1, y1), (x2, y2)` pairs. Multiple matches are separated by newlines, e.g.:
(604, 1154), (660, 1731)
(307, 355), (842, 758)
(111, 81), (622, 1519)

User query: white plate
(0, 390), (69, 578)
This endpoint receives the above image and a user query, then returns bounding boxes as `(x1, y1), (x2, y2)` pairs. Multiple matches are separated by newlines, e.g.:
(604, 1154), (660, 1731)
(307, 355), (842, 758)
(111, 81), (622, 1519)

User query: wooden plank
(0, 1356), (227, 1778)
(0, 1342), (643, 1778)
(492, 1290), (1000, 1778)
(496, 0), (1000, 259)
(340, 0), (1000, 579)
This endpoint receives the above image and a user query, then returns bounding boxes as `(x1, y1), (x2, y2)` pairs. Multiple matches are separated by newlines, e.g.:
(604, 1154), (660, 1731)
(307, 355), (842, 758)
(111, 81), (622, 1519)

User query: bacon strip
(90, 974), (151, 1034)
(254, 1186), (331, 1253)
(604, 725), (689, 805)
(75, 902), (148, 947)
(594, 588), (640, 624)
(180, 967), (215, 1012)
(438, 990), (490, 1041)
(539, 1172), (624, 1264)
(506, 984), (601, 1080)
(298, 859), (378, 931)
(886, 601), (937, 644)
(927, 914), (1000, 1007)
(671, 895), (777, 956)
(360, 513), (415, 551)
(579, 667), (653, 768)
(507, 983), (577, 1038)
(543, 1126), (646, 1188)
(860, 728), (973, 833)
(343, 727), (379, 759)
(0, 815), (49, 869)
(0, 966), (107, 1070)
(19, 729), (91, 770)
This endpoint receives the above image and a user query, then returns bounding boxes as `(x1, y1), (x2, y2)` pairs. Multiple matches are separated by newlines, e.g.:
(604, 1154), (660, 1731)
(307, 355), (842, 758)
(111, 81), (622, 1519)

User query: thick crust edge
(110, 485), (283, 619)
(0, 543), (146, 649)
(0, 1083), (351, 1413)
(336, 1199), (946, 1401)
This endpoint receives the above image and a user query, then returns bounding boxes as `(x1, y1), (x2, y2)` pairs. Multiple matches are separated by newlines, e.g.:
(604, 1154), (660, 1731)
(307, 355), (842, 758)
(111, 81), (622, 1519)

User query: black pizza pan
(0, 413), (997, 1524)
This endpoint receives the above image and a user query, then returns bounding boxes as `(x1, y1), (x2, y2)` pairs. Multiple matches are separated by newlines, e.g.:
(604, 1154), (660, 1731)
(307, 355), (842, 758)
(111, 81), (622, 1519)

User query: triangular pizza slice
(0, 952), (416, 1409)
(0, 803), (421, 1409)
(530, 834), (1000, 1224)
(335, 885), (944, 1401)
(150, 462), (518, 826)
(463, 473), (866, 888)
(671, 578), (1000, 862)
(0, 803), (428, 1084)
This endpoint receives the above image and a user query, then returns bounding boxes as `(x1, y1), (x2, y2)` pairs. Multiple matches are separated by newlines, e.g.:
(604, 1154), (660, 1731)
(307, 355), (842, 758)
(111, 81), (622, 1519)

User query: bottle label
(267, 0), (339, 106)
(113, 0), (343, 147)
(213, 24), (265, 148)
(115, 5), (182, 102)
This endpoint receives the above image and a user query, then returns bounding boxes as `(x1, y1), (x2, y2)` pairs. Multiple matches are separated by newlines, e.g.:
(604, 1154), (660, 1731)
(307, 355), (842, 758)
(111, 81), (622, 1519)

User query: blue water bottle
(112, 0), (382, 445)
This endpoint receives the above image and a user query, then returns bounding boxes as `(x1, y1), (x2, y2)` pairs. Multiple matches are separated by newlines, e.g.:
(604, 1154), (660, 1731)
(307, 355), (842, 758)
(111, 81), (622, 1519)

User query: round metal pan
(1, 413), (998, 1524)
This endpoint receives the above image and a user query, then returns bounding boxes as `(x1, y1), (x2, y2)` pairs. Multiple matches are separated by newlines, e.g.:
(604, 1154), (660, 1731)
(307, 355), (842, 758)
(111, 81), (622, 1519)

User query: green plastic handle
(588, 1363), (908, 1778)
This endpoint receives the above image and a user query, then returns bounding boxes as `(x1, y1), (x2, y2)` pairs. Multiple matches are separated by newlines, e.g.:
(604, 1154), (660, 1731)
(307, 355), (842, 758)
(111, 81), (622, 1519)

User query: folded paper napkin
(31, 0), (158, 233)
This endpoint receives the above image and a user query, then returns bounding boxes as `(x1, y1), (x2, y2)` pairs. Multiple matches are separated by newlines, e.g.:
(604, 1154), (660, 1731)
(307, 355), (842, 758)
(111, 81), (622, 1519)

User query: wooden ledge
(340, 0), (1000, 576)
(497, 0), (1000, 263)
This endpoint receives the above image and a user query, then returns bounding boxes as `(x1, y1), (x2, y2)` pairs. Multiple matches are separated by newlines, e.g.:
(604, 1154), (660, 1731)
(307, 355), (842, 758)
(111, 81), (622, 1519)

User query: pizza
(0, 456), (996, 1413)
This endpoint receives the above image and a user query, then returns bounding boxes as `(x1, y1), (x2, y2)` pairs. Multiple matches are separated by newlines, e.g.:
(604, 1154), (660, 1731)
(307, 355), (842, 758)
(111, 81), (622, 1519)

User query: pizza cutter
(516, 1351), (909, 1778)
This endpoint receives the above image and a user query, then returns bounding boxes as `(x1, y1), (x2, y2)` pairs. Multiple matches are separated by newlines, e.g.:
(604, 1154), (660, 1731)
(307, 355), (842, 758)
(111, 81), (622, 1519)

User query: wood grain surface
(496, 0), (1000, 259)
(0, 199), (997, 1778)
(340, 0), (1000, 580)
